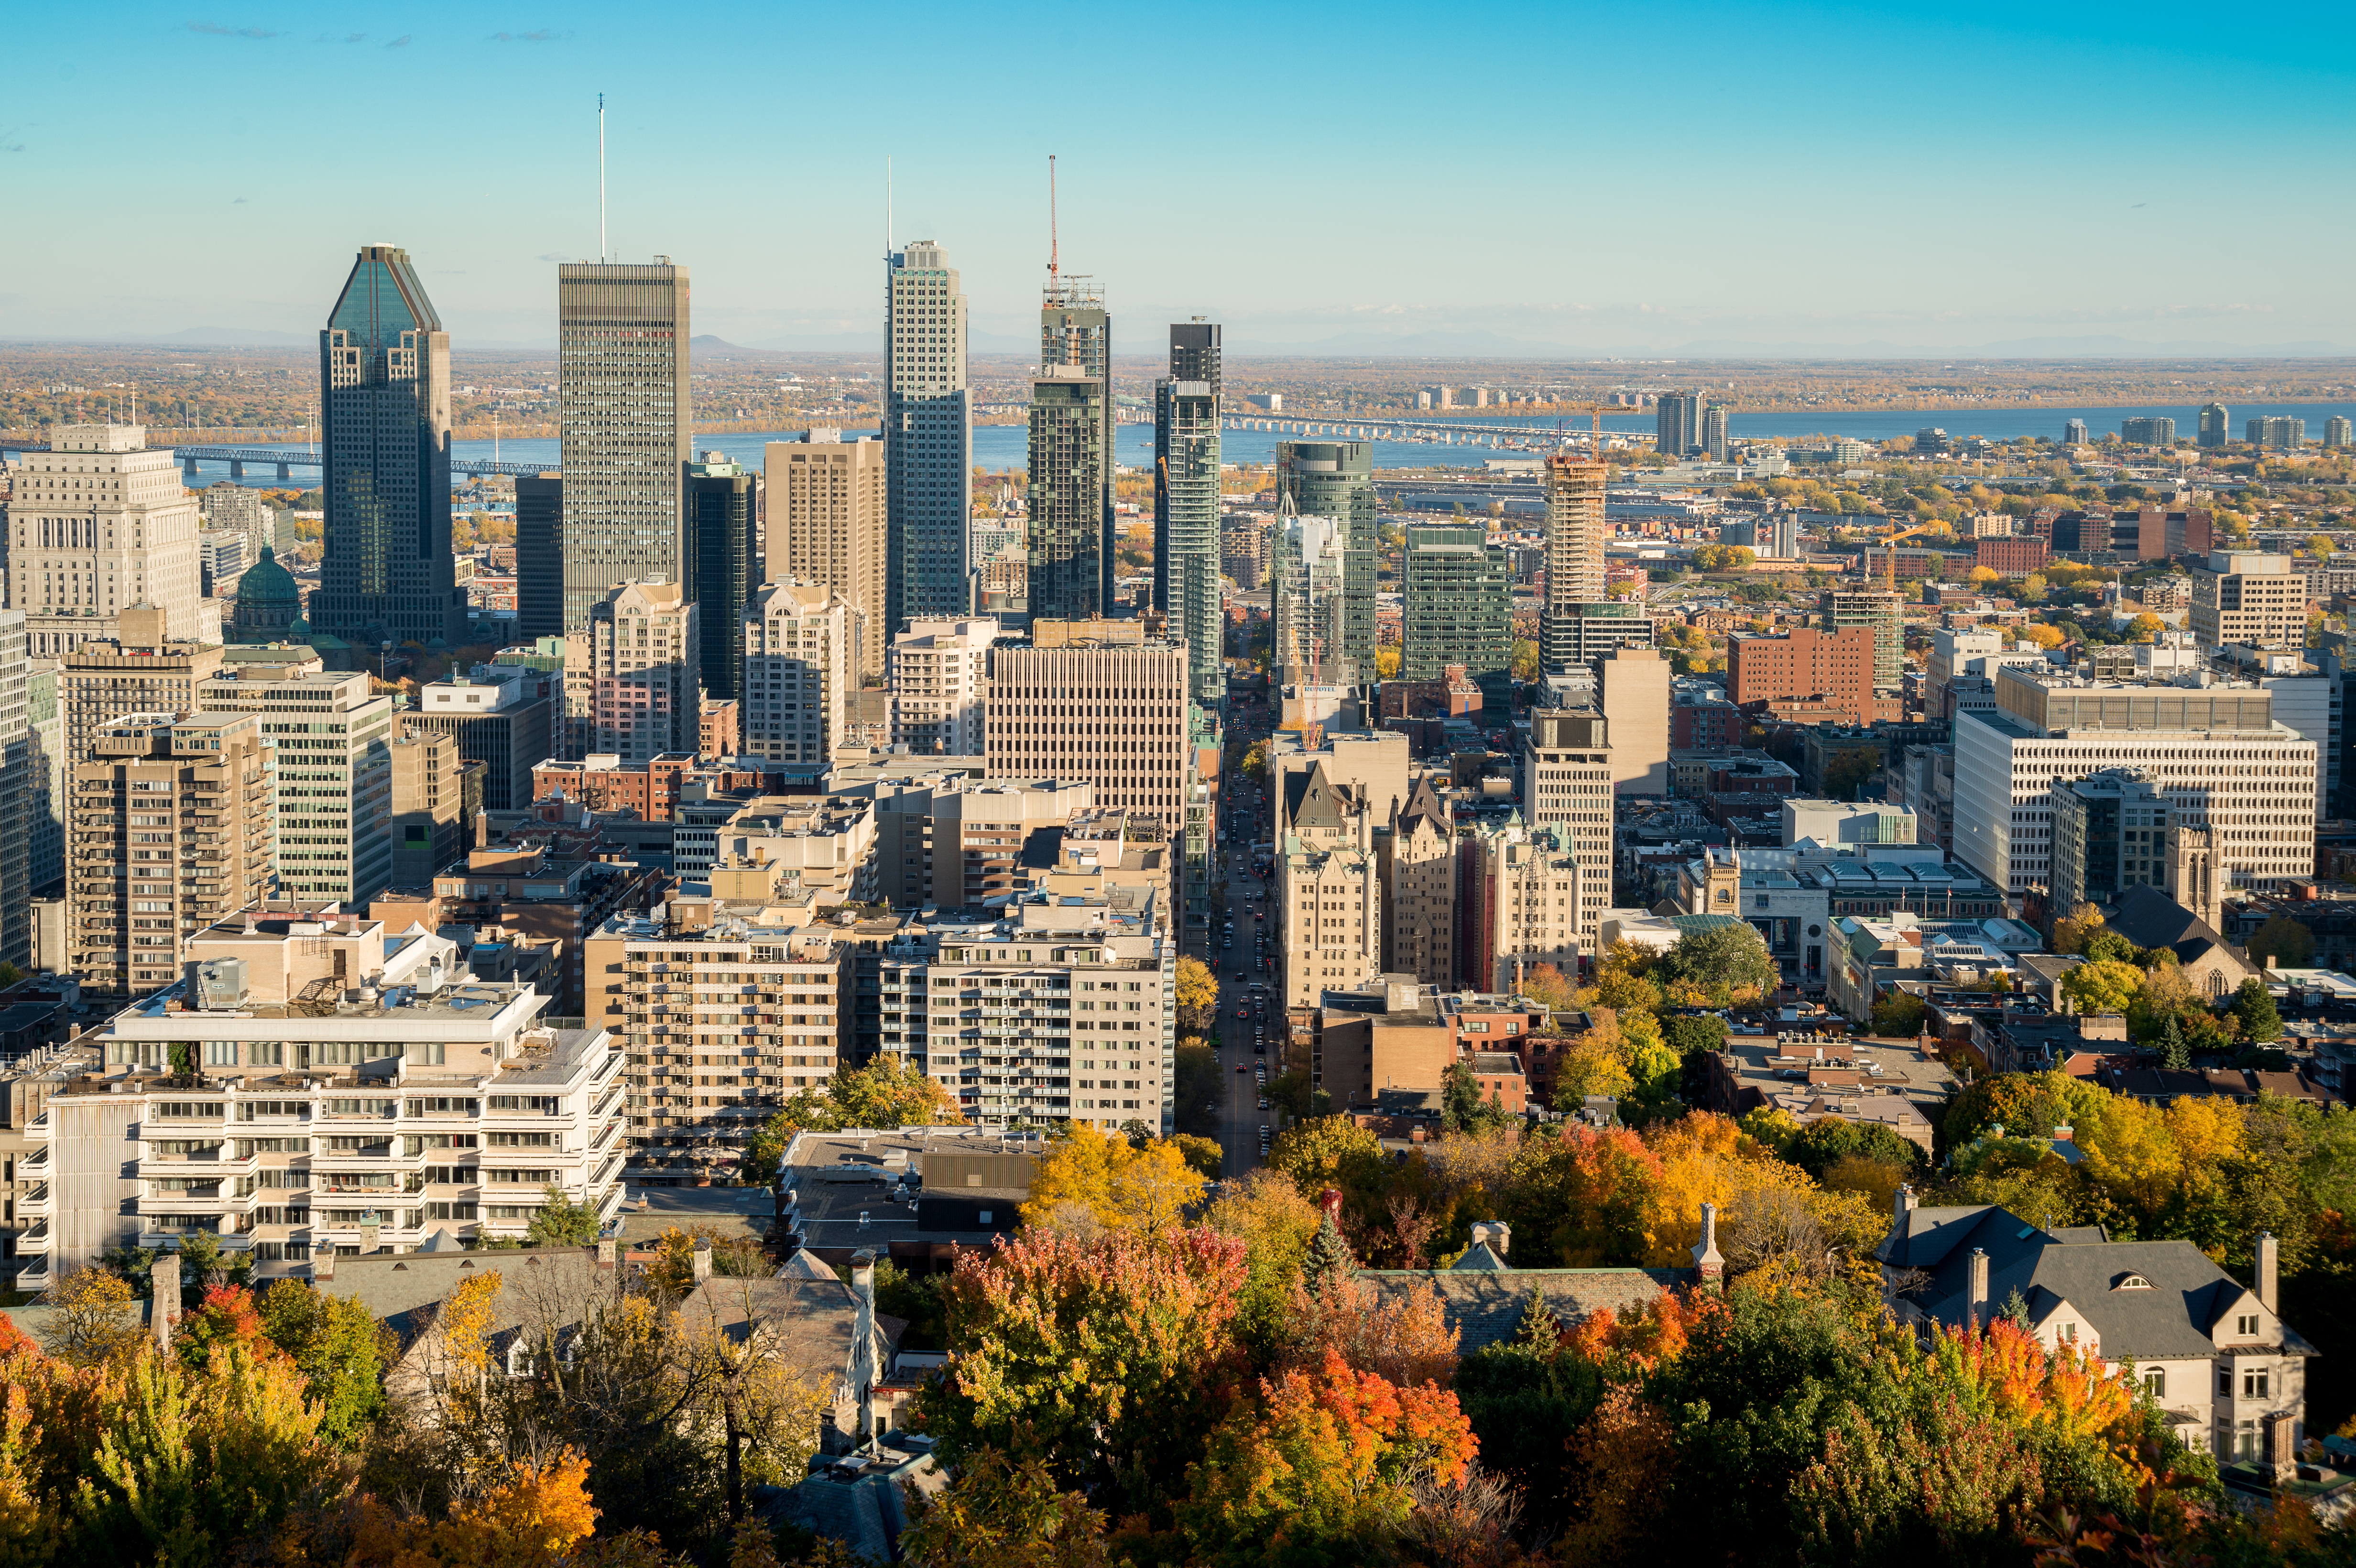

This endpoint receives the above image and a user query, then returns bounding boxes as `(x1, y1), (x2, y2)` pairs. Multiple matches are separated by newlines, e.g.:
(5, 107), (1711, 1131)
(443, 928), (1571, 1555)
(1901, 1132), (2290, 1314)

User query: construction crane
(1549, 404), (1643, 457)
(1875, 521), (1949, 591)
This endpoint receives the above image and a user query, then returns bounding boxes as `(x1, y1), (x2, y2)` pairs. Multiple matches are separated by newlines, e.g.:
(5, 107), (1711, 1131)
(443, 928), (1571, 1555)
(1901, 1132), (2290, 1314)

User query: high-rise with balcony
(196, 664), (394, 906)
(67, 711), (274, 996)
(4, 424), (203, 659)
(1539, 455), (1608, 675)
(1821, 588), (1907, 690)
(570, 580), (699, 762)
(884, 242), (971, 630)
(682, 453), (756, 701)
(1400, 524), (1512, 696)
(61, 605), (224, 769)
(890, 617), (998, 755)
(1155, 322), (1222, 704)
(1702, 403), (1730, 461)
(1029, 282), (1113, 623)
(315, 246), (468, 649)
(1272, 513), (1356, 690)
(559, 261), (690, 632)
(1275, 442), (1375, 677)
(766, 434), (886, 678)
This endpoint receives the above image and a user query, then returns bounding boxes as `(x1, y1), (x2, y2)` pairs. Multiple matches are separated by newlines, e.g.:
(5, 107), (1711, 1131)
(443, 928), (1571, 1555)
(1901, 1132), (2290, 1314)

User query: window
(202, 1041), (237, 1067)
(404, 1041), (446, 1066)
(2235, 1313), (2259, 1337)
(2243, 1368), (2270, 1399)
(2143, 1368), (2165, 1400)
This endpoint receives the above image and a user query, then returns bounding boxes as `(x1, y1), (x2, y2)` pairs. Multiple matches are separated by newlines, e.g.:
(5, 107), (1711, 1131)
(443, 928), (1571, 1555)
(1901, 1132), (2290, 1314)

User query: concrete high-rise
(0, 612), (30, 969)
(61, 605), (223, 769)
(1821, 588), (1906, 690)
(514, 473), (563, 640)
(890, 617), (998, 755)
(742, 582), (849, 766)
(1597, 647), (1671, 796)
(2064, 418), (2091, 445)
(197, 481), (271, 556)
(1400, 524), (1512, 695)
(765, 434), (886, 678)
(4, 425), (202, 659)
(2328, 416), (2354, 450)
(571, 579), (699, 762)
(884, 241), (971, 630)
(314, 245), (468, 649)
(985, 636), (1190, 830)
(2190, 552), (2304, 649)
(1275, 441), (1375, 676)
(2198, 403), (2230, 448)
(2121, 416), (2176, 447)
(682, 452), (757, 701)
(1656, 392), (1702, 457)
(1539, 455), (1608, 675)
(1702, 403), (1730, 462)
(559, 261), (691, 632)
(1030, 283), (1114, 622)
(1155, 322), (1223, 705)
(197, 664), (394, 906)
(405, 668), (554, 813)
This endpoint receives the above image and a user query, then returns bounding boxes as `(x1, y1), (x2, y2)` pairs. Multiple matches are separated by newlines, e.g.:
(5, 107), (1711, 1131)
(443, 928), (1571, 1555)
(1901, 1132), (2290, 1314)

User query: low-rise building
(1704, 1028), (1953, 1154)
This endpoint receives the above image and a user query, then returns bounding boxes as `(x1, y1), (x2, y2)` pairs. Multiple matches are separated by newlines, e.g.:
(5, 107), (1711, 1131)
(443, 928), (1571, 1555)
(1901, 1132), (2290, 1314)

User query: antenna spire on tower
(598, 93), (607, 262)
(1047, 154), (1058, 284)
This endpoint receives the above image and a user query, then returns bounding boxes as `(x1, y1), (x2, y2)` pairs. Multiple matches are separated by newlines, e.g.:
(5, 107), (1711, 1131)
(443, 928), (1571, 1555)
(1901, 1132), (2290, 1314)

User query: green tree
(1510, 640), (1541, 682)
(1440, 1062), (1512, 1136)
(1267, 1116), (1386, 1201)
(2060, 958), (2143, 1015)
(2230, 977), (2283, 1043)
(253, 1280), (390, 1449)
(1656, 923), (1778, 1000)
(526, 1185), (604, 1247)
(2158, 1014), (2191, 1071)
(1240, 740), (1271, 783)
(2245, 914), (2315, 969)
(1822, 749), (1879, 801)
(744, 1057), (965, 1182)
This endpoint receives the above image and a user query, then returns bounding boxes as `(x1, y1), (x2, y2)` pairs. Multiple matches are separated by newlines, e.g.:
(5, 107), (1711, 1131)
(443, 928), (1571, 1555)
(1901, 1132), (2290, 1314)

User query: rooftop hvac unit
(188, 958), (247, 1011)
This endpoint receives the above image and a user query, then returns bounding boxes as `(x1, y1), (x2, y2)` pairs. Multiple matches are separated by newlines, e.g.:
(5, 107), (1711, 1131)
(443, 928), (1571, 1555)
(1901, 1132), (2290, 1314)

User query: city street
(1207, 690), (1276, 1181)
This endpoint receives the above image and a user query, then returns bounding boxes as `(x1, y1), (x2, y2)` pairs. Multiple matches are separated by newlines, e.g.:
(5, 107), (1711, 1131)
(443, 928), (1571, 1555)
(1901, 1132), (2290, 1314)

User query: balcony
(19, 1182), (50, 1218)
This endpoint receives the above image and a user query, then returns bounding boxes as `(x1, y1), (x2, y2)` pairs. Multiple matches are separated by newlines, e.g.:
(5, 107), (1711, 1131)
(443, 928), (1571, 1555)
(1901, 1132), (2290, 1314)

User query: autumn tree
(898, 1448), (1112, 1568)
(2060, 958), (2143, 1016)
(1655, 922), (1777, 1002)
(744, 1057), (964, 1180)
(2052, 902), (2106, 956)
(46, 1267), (142, 1366)
(1204, 1169), (1325, 1356)
(2245, 914), (2316, 969)
(1512, 963), (1578, 1014)
(1174, 955), (1220, 1032)
(1019, 1122), (1209, 1234)
(253, 1279), (391, 1449)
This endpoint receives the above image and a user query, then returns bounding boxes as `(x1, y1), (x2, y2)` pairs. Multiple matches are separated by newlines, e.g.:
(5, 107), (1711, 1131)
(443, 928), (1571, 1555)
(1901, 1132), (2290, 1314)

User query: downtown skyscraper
(1155, 321), (1222, 704)
(1275, 440), (1375, 679)
(1655, 392), (1702, 458)
(558, 261), (691, 633)
(884, 241), (971, 629)
(1029, 275), (1115, 622)
(315, 245), (467, 648)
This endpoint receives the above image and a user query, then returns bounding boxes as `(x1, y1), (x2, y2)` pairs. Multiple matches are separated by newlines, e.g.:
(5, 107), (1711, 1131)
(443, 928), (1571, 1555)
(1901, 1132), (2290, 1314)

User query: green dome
(229, 546), (303, 641)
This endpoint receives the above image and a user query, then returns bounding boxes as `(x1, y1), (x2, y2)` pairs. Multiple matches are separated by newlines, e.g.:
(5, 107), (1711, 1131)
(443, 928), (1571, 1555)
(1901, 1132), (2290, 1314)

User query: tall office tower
(387, 726), (469, 888)
(1516, 708), (1616, 957)
(2191, 552), (2305, 649)
(406, 668), (554, 813)
(2046, 768), (2174, 927)
(1030, 280), (1114, 623)
(314, 246), (467, 649)
(2121, 416), (2176, 447)
(1702, 403), (1730, 462)
(1539, 455), (1607, 675)
(1656, 392), (1701, 457)
(1155, 322), (1223, 705)
(61, 605), (223, 768)
(765, 434), (886, 677)
(68, 711), (273, 995)
(1272, 513), (1356, 689)
(2328, 416), (2354, 450)
(2198, 403), (2230, 448)
(559, 261), (691, 632)
(742, 582), (848, 766)
(890, 617), (999, 755)
(984, 636), (1190, 829)
(1953, 666), (2315, 898)
(2064, 418), (2091, 445)
(0, 613), (28, 968)
(514, 473), (564, 640)
(197, 664), (394, 905)
(682, 452), (756, 701)
(1597, 647), (1671, 795)
(25, 661), (62, 900)
(1820, 588), (1906, 690)
(1275, 441), (1375, 675)
(4, 425), (202, 659)
(884, 241), (971, 629)
(1400, 524), (1512, 695)
(198, 481), (271, 555)
(573, 579), (700, 762)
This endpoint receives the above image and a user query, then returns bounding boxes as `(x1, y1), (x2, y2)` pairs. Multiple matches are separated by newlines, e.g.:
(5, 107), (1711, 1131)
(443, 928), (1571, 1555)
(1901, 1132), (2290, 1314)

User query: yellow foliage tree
(1019, 1123), (1209, 1234)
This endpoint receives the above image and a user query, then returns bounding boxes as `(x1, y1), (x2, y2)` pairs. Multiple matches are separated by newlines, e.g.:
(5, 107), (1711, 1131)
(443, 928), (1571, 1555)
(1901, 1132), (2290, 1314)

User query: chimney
(690, 1236), (713, 1284)
(2256, 1230), (2279, 1316)
(596, 1237), (617, 1266)
(1692, 1203), (1724, 1290)
(2269, 1410), (2299, 1481)
(851, 1248), (879, 1451)
(1489, 1220), (1510, 1259)
(1891, 1182), (1916, 1230)
(311, 1246), (336, 1283)
(150, 1252), (181, 1354)
(1967, 1247), (1990, 1331)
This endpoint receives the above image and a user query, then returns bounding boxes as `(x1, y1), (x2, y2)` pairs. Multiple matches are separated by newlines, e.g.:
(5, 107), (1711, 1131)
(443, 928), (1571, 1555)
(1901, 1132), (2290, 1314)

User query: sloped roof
(323, 1246), (614, 1345)
(2105, 886), (2254, 979)
(1358, 1266), (1686, 1354)
(1397, 775), (1450, 837)
(678, 1272), (906, 1389)
(1286, 761), (1347, 836)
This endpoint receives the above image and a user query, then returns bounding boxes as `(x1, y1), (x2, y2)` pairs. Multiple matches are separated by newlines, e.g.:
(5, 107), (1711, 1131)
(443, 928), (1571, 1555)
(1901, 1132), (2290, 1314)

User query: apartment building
(196, 664), (394, 906)
(1597, 648), (1670, 795)
(764, 434), (886, 678)
(742, 582), (849, 766)
(0, 1039), (103, 1288)
(61, 605), (224, 769)
(1820, 589), (1906, 690)
(404, 668), (556, 813)
(984, 636), (1190, 831)
(68, 712), (275, 995)
(388, 728), (477, 889)
(2191, 553), (2306, 650)
(582, 910), (847, 1180)
(881, 888), (1177, 1132)
(571, 579), (700, 762)
(1954, 668), (2317, 897)
(890, 617), (998, 756)
(870, 777), (1094, 907)
(1518, 708), (1616, 959)
(425, 842), (659, 1016)
(1379, 776), (1456, 990)
(1462, 817), (1586, 992)
(1276, 762), (1384, 1009)
(20, 921), (623, 1290)
(4, 425), (203, 659)
(1727, 625), (1892, 724)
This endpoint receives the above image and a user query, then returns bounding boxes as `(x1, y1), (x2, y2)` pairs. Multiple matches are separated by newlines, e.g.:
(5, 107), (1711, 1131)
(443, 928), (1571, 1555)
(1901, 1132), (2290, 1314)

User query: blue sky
(3, 1), (2353, 355)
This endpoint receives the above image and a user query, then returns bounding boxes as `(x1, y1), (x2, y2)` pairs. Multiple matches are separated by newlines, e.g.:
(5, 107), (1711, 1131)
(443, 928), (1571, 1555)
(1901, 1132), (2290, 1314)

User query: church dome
(229, 545), (302, 641)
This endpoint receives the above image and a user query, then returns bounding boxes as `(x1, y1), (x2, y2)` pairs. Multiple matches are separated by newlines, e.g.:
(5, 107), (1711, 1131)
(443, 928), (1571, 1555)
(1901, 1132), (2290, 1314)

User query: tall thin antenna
(885, 156), (893, 258)
(1047, 154), (1058, 283)
(598, 93), (607, 262)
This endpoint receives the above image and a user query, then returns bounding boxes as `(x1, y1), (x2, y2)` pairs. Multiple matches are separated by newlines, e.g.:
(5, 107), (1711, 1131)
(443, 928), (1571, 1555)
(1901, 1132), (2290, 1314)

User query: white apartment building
(1519, 708), (1617, 958)
(764, 434), (886, 678)
(570, 579), (700, 762)
(880, 889), (1176, 1133)
(890, 617), (998, 756)
(985, 639), (1191, 831)
(742, 582), (848, 766)
(197, 663), (395, 905)
(19, 915), (624, 1290)
(2191, 553), (2306, 650)
(582, 911), (847, 1180)
(4, 425), (203, 658)
(1953, 669), (2317, 898)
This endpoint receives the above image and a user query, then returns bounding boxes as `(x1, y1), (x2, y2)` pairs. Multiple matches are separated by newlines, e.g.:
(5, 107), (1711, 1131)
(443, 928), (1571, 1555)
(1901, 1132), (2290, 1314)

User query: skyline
(4, 2), (2355, 356)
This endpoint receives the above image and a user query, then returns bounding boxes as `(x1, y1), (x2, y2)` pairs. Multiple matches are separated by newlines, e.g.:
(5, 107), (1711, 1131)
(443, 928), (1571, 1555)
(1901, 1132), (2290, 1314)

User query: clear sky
(4, 1), (2353, 356)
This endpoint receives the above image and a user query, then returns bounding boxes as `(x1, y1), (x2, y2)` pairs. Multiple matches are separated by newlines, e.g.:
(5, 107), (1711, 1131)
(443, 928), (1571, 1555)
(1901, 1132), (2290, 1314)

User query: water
(176, 398), (2356, 488)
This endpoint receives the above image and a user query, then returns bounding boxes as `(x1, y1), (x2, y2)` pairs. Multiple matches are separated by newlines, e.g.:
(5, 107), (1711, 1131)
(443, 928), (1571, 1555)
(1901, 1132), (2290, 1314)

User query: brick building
(1726, 626), (1884, 725)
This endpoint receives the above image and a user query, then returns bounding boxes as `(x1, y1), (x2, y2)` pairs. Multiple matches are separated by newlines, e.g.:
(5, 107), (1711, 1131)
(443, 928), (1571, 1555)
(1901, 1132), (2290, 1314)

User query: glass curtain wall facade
(1401, 524), (1513, 695)
(1030, 283), (1114, 621)
(558, 261), (690, 633)
(1156, 322), (1222, 704)
(1275, 441), (1374, 678)
(884, 242), (971, 629)
(683, 455), (756, 701)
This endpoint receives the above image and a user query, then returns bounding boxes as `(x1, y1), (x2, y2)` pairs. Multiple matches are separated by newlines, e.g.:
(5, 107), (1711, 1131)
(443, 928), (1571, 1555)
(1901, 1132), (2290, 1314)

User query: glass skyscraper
(1156, 321), (1222, 704)
(885, 241), (971, 630)
(315, 245), (467, 648)
(1275, 441), (1375, 678)
(683, 453), (756, 700)
(1029, 280), (1114, 622)
(558, 261), (690, 633)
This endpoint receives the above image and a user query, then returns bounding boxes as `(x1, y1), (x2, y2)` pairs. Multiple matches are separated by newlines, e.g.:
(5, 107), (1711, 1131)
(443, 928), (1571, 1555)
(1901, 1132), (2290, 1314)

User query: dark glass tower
(1275, 440), (1375, 678)
(1156, 321), (1222, 704)
(315, 245), (467, 647)
(514, 472), (563, 641)
(1029, 280), (1114, 621)
(682, 453), (756, 700)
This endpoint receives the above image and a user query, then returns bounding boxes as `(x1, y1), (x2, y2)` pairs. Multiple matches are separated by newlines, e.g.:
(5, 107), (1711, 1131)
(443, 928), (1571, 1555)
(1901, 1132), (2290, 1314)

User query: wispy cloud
(490, 28), (561, 42)
(233, 196), (248, 204)
(1, 143), (23, 154)
(384, 34), (410, 47)
(186, 21), (282, 38)
(534, 252), (574, 262)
